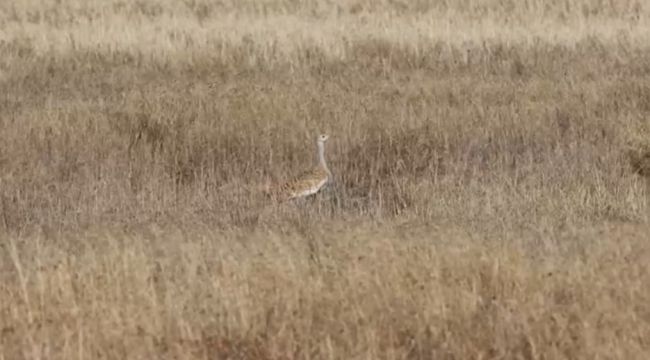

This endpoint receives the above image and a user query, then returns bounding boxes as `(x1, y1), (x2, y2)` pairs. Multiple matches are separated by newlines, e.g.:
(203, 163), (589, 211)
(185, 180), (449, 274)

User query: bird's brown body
(266, 134), (332, 201)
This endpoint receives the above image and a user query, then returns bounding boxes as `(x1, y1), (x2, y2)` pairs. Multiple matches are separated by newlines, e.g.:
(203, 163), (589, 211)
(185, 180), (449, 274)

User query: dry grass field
(2, 0), (650, 358)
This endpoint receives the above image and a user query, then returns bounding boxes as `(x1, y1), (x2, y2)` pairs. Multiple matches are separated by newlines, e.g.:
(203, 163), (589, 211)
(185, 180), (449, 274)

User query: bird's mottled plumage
(268, 134), (332, 201)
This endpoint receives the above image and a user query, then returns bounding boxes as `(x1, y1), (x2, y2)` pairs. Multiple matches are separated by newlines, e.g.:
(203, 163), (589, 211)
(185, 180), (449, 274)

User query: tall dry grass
(1, 0), (650, 358)
(2, 223), (650, 359)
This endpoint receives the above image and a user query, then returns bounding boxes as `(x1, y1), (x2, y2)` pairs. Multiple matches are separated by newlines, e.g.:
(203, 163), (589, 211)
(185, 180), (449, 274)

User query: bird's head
(318, 134), (330, 143)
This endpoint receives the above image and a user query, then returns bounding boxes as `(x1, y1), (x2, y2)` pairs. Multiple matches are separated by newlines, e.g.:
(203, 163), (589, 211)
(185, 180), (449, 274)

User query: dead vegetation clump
(629, 145), (650, 178)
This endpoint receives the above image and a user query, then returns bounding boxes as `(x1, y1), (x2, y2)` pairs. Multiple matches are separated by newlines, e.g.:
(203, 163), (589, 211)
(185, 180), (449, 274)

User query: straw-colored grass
(1, 0), (650, 358)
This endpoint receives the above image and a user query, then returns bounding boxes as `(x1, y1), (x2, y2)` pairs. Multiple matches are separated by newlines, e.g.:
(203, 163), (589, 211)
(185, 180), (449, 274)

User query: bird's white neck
(317, 140), (330, 175)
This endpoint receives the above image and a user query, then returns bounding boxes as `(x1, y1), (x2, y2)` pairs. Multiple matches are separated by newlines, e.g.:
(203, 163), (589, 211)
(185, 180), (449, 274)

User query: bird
(266, 134), (332, 201)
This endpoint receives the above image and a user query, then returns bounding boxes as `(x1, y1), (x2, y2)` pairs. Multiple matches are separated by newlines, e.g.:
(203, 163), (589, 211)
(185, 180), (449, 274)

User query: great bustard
(267, 134), (332, 201)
